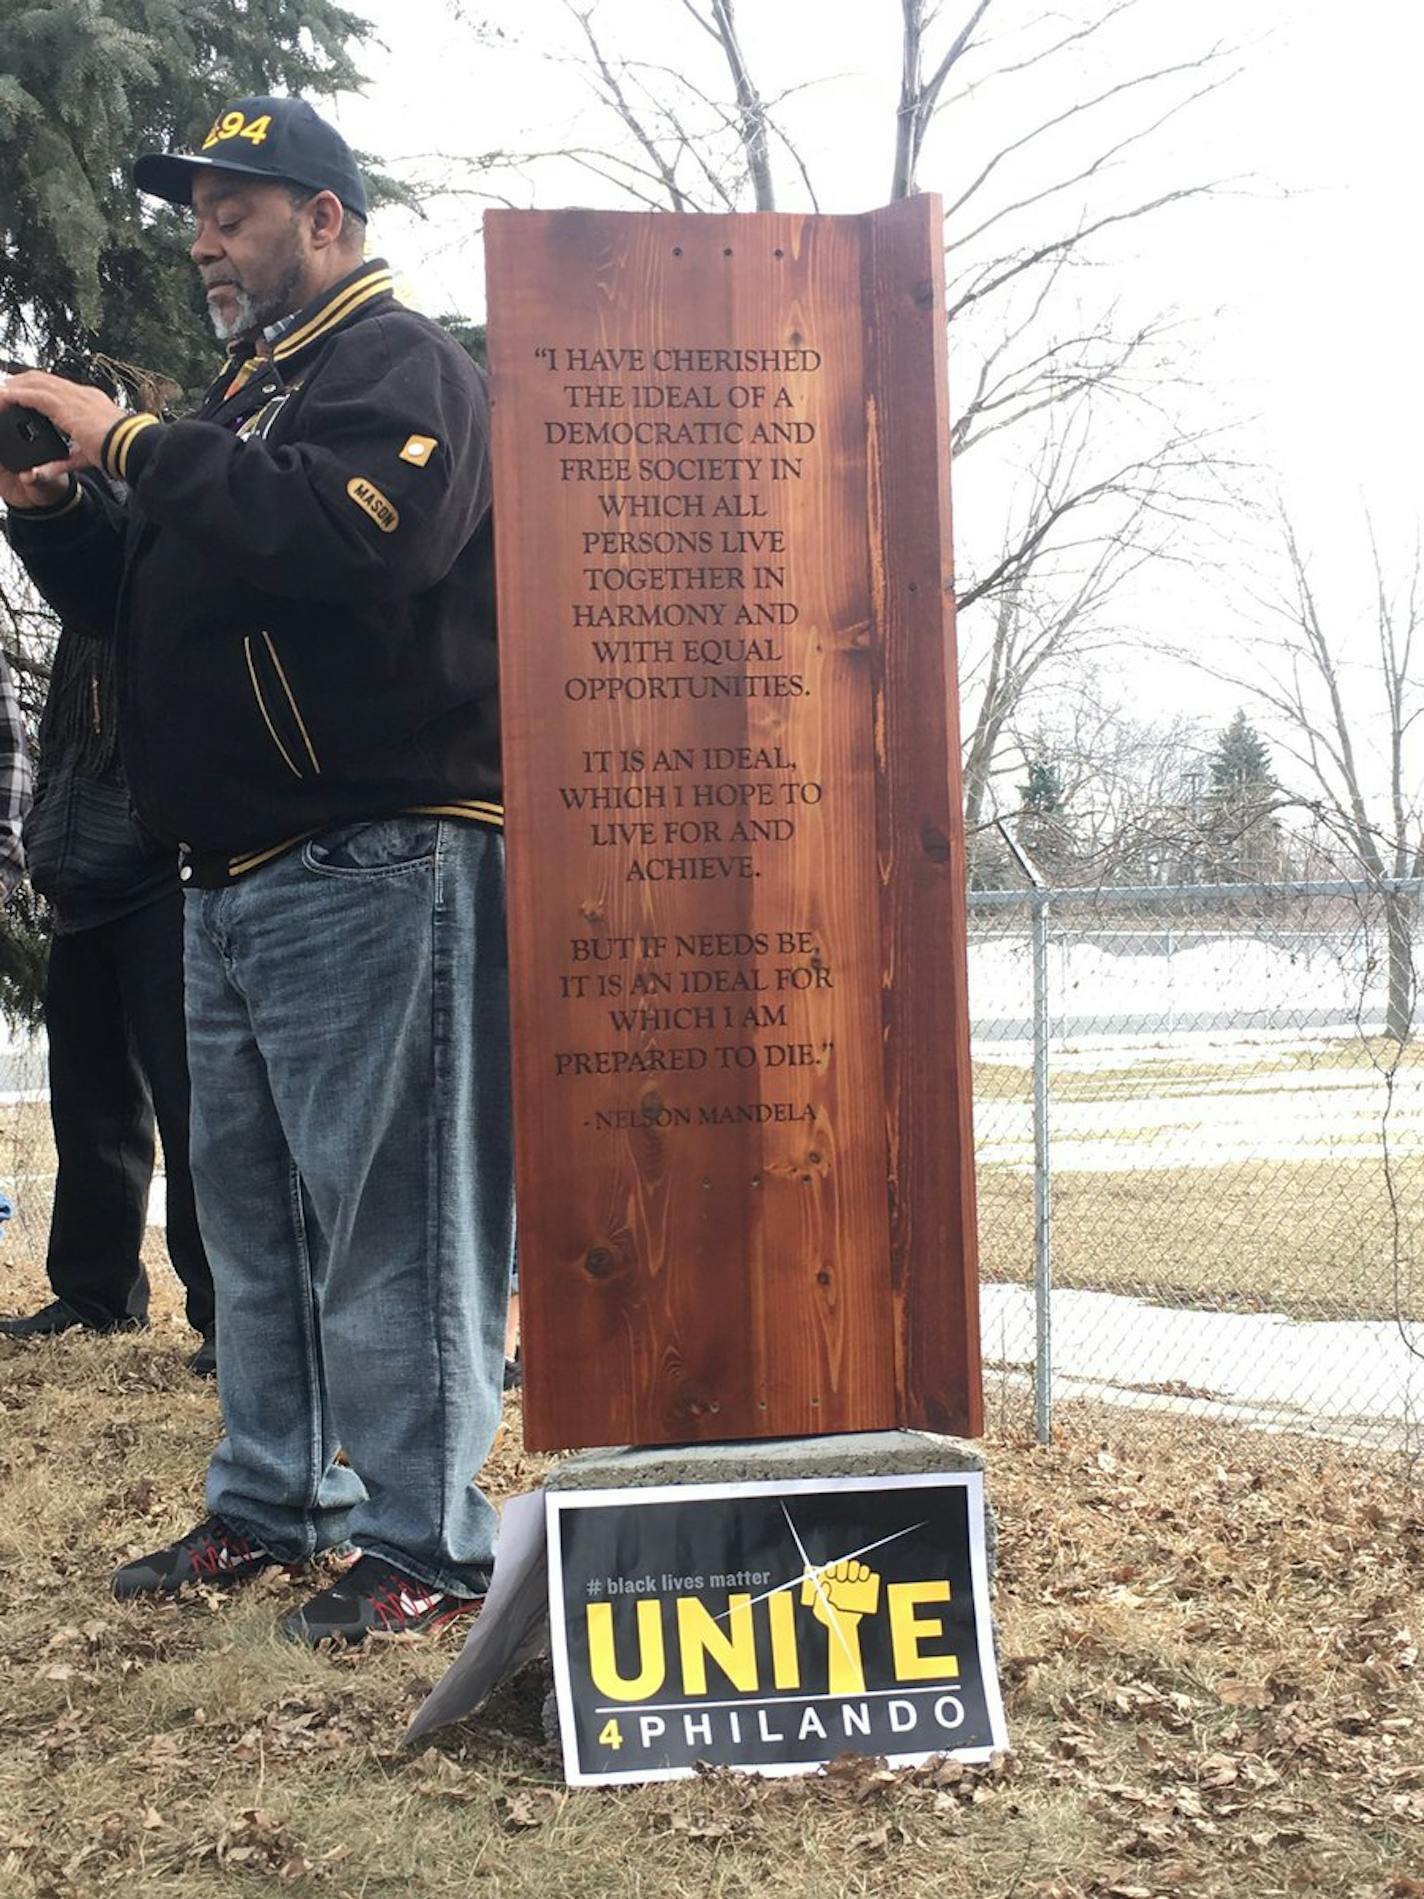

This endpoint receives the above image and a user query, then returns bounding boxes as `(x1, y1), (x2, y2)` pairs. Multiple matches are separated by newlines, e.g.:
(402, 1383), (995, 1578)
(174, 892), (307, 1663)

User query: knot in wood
(920, 822), (951, 864)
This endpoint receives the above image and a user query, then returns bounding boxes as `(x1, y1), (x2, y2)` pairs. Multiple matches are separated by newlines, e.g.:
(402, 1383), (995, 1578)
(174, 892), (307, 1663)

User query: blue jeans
(184, 817), (514, 1596)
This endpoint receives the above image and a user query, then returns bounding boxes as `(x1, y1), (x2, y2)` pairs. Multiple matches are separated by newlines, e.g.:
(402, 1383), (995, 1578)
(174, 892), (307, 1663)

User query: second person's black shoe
(0, 1298), (145, 1339)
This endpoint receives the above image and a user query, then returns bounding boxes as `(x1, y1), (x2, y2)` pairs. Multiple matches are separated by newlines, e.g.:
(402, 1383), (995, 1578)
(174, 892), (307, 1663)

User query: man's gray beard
(206, 253), (307, 345)
(208, 287), (259, 343)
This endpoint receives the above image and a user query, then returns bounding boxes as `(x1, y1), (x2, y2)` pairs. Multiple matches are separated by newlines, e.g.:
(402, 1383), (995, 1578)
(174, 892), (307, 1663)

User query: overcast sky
(327, 0), (1422, 751)
(332, 0), (1415, 524)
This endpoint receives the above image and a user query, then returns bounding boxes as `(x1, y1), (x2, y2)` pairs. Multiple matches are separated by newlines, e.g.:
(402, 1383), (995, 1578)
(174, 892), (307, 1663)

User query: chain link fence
(970, 878), (1424, 1454)
(3, 876), (1421, 1459)
(0, 1033), (69, 1297)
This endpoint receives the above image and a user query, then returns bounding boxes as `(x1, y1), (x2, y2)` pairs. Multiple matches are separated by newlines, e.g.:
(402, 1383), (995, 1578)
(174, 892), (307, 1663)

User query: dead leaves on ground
(634, 1754), (1016, 1865)
(497, 1787), (564, 1831)
(1, 1399), (1422, 1897)
(231, 1688), (384, 1762)
(986, 1434), (1424, 1896)
(410, 1746), (566, 1836)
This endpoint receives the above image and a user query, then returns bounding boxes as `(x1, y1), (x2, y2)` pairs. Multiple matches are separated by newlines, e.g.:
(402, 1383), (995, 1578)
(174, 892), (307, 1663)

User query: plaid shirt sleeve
(0, 654), (32, 899)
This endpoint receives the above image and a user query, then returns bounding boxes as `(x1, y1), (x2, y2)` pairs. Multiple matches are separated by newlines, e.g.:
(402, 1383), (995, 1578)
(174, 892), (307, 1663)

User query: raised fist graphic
(801, 1560), (882, 1695)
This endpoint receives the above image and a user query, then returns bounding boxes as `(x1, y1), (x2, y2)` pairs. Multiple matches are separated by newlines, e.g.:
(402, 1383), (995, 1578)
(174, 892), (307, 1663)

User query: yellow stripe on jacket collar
(272, 267), (396, 364)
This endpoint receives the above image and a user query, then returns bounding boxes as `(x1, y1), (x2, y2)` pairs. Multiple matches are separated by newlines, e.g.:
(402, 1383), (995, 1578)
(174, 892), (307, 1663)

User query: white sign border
(546, 1469), (1007, 1788)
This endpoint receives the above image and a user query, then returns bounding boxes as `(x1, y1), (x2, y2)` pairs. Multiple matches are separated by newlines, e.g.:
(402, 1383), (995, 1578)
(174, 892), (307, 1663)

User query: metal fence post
(1166, 922), (1175, 1037)
(1032, 886), (1054, 1444)
(966, 873), (1422, 1454)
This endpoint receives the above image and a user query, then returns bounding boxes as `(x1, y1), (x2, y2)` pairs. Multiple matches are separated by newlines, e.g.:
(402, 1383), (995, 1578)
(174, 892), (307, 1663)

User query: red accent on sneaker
(189, 1528), (257, 1577)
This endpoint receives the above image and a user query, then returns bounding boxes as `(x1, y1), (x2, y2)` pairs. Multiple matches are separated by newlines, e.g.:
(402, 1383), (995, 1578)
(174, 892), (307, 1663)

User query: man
(0, 96), (513, 1646)
(0, 618), (217, 1376)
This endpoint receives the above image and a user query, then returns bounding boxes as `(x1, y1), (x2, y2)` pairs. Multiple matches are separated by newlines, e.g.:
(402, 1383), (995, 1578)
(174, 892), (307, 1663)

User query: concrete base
(411, 1430), (996, 1745)
(546, 1429), (985, 1488)
(547, 1429), (995, 1576)
(546, 1428), (979, 1488)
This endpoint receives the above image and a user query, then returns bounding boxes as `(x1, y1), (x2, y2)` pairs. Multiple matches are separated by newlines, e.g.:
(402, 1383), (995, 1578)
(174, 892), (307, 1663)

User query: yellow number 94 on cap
(202, 111), (272, 150)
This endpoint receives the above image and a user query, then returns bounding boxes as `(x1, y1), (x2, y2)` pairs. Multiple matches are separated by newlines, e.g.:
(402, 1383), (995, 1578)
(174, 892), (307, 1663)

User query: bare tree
(957, 397), (1231, 833)
(1200, 513), (1424, 1042)
(417, 0), (1251, 833)
(472, 0), (823, 216)
(894, 0), (995, 200)
(981, 674), (1216, 886)
(678, 0), (776, 209)
(1052, 703), (1209, 886)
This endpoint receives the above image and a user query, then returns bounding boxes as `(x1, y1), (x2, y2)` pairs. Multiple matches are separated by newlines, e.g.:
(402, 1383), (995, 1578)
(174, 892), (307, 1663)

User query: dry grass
(0, 1053), (1421, 1894)
(978, 1037), (1424, 1104)
(3, 1042), (1421, 1327)
(978, 1158), (1424, 1323)
(0, 1243), (1422, 1899)
(968, 1038), (1424, 1323)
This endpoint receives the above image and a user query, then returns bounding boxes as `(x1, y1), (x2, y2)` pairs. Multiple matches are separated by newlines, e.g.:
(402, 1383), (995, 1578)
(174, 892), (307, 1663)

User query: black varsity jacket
(6, 261), (500, 885)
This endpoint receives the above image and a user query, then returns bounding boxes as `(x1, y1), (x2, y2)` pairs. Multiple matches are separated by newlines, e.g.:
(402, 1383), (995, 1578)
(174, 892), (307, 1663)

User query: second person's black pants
(43, 891), (214, 1334)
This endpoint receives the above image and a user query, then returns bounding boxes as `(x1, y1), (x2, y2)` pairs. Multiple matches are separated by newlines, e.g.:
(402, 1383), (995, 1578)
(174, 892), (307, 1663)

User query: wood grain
(486, 202), (978, 1450)
(862, 199), (984, 1437)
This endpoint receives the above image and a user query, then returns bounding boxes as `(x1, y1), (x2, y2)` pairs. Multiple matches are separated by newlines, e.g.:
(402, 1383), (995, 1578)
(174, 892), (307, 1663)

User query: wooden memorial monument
(486, 199), (981, 1452)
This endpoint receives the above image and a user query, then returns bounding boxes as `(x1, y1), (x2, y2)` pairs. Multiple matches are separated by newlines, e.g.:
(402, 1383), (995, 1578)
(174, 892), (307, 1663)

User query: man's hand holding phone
(0, 370), (129, 510)
(0, 460), (71, 513)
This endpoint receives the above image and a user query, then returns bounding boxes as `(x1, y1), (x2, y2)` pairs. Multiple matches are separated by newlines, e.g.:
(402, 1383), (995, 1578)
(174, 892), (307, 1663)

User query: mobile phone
(0, 404), (70, 475)
(0, 358), (71, 475)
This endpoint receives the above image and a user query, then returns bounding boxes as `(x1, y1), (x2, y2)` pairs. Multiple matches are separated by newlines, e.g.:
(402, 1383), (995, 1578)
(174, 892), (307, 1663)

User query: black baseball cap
(134, 96), (368, 221)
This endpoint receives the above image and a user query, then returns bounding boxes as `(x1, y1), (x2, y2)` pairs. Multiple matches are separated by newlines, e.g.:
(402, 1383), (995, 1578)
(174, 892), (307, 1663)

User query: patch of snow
(981, 1282), (1423, 1426)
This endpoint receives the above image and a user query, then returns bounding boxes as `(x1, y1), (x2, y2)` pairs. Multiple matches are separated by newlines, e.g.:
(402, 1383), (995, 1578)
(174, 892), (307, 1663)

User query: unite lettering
(585, 1569), (960, 1704)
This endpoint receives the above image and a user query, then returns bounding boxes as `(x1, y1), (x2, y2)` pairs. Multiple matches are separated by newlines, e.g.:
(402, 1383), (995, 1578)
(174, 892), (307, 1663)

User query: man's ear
(306, 190), (347, 252)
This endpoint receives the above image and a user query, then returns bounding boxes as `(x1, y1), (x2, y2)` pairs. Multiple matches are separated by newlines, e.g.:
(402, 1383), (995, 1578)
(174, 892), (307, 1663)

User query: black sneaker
(280, 1554), (483, 1647)
(112, 1516), (286, 1599)
(188, 1328), (217, 1378)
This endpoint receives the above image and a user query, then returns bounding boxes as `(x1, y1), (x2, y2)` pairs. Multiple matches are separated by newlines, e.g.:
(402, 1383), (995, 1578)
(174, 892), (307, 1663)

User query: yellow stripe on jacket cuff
(13, 480), (84, 521)
(102, 412), (162, 482)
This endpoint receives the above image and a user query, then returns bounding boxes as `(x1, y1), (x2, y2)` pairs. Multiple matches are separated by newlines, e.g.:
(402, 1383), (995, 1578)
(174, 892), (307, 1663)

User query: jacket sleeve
(0, 653), (30, 900)
(105, 318), (490, 610)
(4, 476), (129, 643)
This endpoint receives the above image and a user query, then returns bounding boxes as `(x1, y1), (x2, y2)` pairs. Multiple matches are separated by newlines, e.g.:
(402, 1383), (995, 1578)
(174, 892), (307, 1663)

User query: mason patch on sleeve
(399, 433), (439, 467)
(346, 476), (399, 533)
